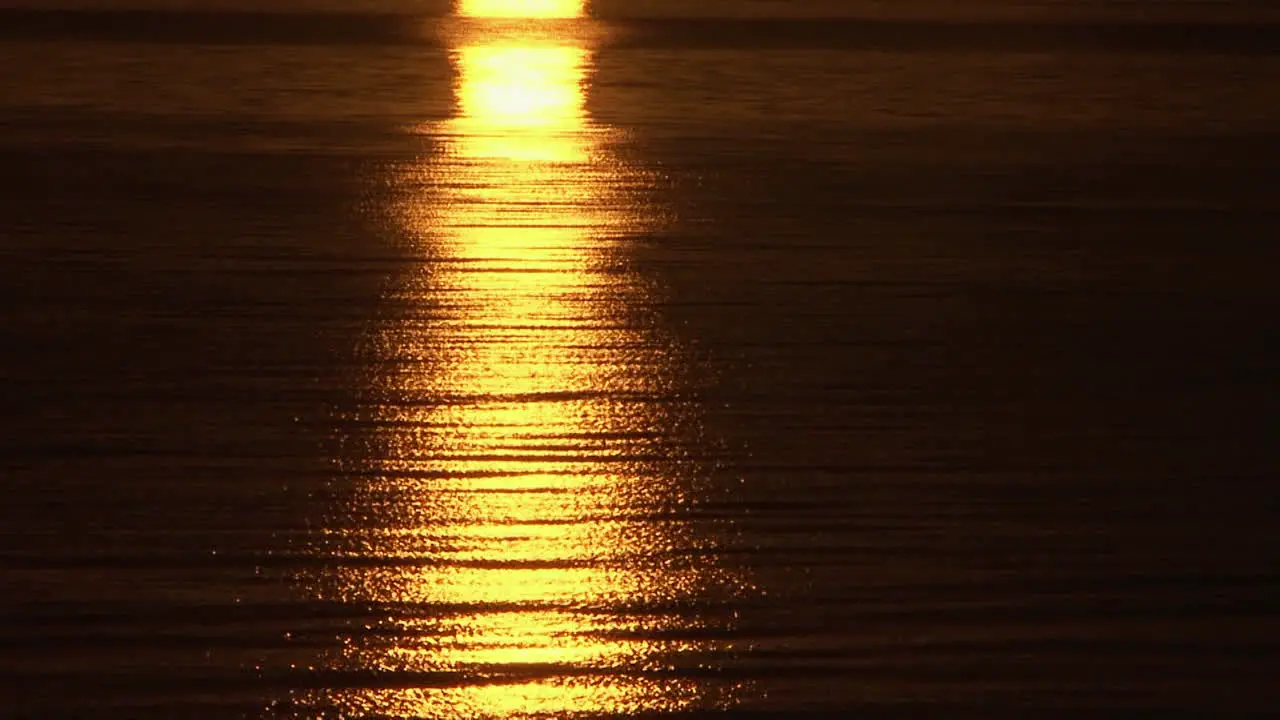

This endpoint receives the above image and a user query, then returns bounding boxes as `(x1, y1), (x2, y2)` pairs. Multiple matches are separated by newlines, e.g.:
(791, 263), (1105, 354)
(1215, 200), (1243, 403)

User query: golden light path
(459, 0), (587, 18)
(306, 1), (746, 718)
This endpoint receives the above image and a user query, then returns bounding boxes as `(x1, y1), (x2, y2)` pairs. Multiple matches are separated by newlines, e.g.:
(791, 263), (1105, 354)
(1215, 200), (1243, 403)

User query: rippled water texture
(303, 4), (749, 716)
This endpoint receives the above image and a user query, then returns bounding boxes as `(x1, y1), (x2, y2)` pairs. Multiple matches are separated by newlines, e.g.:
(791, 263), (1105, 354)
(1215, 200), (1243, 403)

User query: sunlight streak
(457, 0), (586, 19)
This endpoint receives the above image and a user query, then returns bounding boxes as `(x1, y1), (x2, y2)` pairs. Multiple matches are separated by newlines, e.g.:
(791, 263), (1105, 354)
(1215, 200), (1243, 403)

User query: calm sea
(2, 1), (1278, 717)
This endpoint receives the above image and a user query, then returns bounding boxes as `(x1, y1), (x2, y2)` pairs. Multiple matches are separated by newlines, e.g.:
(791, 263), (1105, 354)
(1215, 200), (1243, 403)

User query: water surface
(2, 0), (1279, 717)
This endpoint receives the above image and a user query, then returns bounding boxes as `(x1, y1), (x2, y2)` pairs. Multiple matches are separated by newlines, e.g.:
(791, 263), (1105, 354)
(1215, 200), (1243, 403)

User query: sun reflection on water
(458, 0), (587, 19)
(305, 3), (747, 717)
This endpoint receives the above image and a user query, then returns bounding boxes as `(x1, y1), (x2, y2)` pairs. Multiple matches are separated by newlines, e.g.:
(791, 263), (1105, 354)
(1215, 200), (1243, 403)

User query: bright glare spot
(458, 0), (586, 18)
(452, 44), (590, 162)
(460, 46), (586, 128)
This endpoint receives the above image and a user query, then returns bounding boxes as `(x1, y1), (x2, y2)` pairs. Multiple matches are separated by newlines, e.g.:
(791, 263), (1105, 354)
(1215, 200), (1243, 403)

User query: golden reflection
(307, 6), (745, 718)
(452, 44), (592, 162)
(458, 0), (587, 18)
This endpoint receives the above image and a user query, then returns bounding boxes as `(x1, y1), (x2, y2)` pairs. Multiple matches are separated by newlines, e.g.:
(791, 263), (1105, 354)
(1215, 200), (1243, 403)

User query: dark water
(3, 2), (1279, 717)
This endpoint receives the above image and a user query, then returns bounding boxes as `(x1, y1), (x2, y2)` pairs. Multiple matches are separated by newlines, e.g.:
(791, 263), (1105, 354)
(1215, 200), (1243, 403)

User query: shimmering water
(2, 1), (1279, 717)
